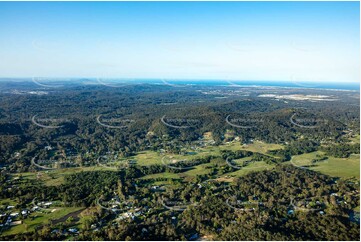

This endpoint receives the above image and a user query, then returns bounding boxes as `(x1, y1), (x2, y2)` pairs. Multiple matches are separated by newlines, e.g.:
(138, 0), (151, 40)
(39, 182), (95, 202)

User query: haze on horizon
(0, 1), (359, 83)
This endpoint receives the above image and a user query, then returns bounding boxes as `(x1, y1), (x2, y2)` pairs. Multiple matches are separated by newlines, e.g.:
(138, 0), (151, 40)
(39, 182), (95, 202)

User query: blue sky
(0, 1), (359, 82)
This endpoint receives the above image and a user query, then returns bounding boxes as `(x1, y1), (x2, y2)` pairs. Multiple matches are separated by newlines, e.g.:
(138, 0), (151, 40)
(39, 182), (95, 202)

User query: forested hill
(0, 82), (359, 172)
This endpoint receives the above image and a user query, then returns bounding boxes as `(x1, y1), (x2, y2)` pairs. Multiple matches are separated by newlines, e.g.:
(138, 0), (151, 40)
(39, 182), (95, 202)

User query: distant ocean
(0, 78), (359, 91)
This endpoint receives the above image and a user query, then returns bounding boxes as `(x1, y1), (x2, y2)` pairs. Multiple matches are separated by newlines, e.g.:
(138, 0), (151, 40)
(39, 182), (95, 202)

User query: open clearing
(19, 166), (114, 186)
(1, 207), (84, 236)
(289, 152), (360, 179)
(223, 161), (274, 178)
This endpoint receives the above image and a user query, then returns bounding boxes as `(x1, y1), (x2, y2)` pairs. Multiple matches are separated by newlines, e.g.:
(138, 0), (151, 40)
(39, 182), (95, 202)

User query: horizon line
(0, 77), (359, 84)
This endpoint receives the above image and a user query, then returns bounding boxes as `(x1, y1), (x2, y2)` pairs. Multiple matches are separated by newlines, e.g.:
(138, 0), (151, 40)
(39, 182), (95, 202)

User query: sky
(0, 1), (359, 82)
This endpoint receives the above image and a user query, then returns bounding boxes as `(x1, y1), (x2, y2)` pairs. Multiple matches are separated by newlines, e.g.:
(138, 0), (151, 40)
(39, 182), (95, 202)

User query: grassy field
(289, 152), (360, 179)
(18, 166), (114, 186)
(140, 163), (213, 181)
(182, 164), (213, 177)
(224, 146), (359, 179)
(1, 207), (84, 236)
(223, 161), (274, 178)
(288, 151), (326, 168)
(312, 154), (360, 179)
(140, 172), (181, 180)
(131, 150), (164, 166)
(219, 141), (283, 154)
